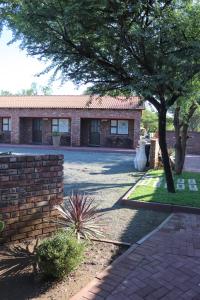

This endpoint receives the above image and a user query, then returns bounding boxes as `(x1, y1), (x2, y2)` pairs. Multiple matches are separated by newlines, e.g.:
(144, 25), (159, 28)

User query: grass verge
(128, 170), (200, 208)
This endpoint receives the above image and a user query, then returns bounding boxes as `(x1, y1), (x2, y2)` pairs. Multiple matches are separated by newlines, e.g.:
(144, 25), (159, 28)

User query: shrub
(55, 192), (104, 240)
(36, 230), (85, 279)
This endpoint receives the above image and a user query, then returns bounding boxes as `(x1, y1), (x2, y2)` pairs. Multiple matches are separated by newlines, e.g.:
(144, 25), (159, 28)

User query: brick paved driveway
(72, 213), (200, 300)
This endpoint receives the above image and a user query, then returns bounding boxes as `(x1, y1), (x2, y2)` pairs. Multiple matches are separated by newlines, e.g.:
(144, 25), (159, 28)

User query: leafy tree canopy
(1, 0), (200, 192)
(0, 82), (52, 95)
(172, 78), (200, 127)
(142, 110), (173, 132)
(1, 0), (200, 109)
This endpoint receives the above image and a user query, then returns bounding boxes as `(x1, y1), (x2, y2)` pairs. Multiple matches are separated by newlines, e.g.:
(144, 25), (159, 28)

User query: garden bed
(0, 240), (126, 300)
(121, 170), (200, 211)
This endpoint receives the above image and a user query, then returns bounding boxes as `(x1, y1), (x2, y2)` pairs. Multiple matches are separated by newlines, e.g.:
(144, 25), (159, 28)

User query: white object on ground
(189, 185), (198, 191)
(177, 183), (185, 190)
(177, 178), (185, 184)
(188, 179), (196, 185)
(136, 143), (147, 172)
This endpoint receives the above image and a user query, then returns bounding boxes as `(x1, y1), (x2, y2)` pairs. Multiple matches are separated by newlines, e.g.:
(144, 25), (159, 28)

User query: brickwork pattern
(71, 213), (200, 300)
(0, 108), (142, 148)
(167, 130), (200, 155)
(149, 138), (160, 169)
(0, 154), (64, 243)
(81, 119), (135, 148)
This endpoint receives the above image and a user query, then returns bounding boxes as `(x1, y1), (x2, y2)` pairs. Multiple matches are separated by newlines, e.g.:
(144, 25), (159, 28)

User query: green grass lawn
(128, 170), (200, 207)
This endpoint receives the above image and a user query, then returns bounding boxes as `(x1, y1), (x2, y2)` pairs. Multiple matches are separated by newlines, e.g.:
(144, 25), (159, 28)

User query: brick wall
(166, 131), (200, 154)
(81, 119), (135, 148)
(101, 119), (135, 148)
(0, 108), (142, 148)
(0, 154), (64, 244)
(149, 138), (160, 169)
(19, 118), (71, 145)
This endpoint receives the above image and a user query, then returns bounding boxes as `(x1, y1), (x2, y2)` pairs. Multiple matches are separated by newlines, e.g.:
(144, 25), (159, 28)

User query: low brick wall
(166, 131), (200, 155)
(0, 154), (64, 244)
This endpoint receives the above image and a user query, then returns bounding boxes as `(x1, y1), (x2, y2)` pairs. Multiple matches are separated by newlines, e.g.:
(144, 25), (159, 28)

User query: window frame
(110, 119), (129, 135)
(52, 118), (70, 133)
(2, 117), (11, 132)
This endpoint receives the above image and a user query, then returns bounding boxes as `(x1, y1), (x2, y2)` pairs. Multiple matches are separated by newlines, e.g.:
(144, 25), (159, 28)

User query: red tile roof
(0, 95), (143, 110)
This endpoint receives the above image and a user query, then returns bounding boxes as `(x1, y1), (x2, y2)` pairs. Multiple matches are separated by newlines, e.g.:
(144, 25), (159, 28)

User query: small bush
(36, 230), (85, 279)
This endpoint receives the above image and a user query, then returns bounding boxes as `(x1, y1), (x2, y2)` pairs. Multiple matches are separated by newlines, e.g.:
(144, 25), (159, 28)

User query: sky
(0, 28), (86, 95)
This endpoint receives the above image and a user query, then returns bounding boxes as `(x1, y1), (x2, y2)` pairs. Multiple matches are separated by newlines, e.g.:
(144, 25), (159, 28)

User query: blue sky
(0, 28), (86, 95)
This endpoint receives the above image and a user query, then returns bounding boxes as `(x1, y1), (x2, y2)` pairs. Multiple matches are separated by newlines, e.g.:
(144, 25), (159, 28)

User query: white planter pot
(134, 147), (139, 169)
(52, 135), (61, 146)
(136, 145), (147, 171)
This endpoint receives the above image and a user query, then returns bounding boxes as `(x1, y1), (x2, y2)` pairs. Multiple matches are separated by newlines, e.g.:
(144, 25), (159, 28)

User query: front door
(32, 118), (42, 144)
(89, 119), (100, 146)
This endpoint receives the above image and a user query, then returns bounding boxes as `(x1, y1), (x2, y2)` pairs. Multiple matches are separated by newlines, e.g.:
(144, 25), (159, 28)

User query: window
(2, 118), (11, 131)
(52, 119), (70, 133)
(110, 120), (128, 135)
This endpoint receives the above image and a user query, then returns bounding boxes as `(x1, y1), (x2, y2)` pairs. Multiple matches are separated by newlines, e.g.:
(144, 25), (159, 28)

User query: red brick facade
(0, 108), (142, 148)
(0, 154), (63, 244)
(166, 131), (200, 155)
(149, 138), (160, 169)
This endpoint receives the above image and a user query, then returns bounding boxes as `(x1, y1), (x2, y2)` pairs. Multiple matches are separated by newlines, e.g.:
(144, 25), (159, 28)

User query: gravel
(0, 146), (169, 243)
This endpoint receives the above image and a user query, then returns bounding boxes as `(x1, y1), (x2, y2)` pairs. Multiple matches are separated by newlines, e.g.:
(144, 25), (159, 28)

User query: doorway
(89, 119), (100, 146)
(32, 118), (42, 144)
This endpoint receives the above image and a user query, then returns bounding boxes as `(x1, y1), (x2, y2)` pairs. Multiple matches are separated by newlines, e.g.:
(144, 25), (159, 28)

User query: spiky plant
(55, 192), (103, 240)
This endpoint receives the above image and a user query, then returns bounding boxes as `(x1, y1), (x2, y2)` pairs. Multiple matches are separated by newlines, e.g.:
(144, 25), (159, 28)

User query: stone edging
(120, 175), (200, 215)
(70, 213), (173, 300)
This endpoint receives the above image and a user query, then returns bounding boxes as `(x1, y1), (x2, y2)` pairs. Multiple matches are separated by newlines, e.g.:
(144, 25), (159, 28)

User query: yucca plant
(54, 192), (104, 240)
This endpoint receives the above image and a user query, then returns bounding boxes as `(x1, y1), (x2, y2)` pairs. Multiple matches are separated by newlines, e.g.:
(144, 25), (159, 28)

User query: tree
(142, 110), (173, 133)
(189, 107), (200, 132)
(1, 1), (200, 192)
(173, 80), (200, 174)
(0, 82), (52, 96)
(142, 110), (158, 133)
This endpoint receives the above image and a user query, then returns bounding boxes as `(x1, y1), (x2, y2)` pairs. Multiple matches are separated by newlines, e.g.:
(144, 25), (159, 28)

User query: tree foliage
(172, 79), (200, 174)
(0, 82), (52, 95)
(1, 0), (200, 192)
(142, 110), (173, 132)
(189, 107), (200, 132)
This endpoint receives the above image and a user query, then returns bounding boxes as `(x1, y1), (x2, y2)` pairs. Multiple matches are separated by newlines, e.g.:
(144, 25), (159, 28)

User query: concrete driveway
(0, 146), (168, 243)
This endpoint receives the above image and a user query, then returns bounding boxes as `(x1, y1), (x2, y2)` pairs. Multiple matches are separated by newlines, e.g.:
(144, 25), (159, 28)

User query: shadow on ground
(0, 147), (168, 299)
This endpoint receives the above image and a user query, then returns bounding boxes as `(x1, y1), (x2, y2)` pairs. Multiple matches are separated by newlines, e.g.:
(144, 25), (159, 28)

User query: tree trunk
(174, 102), (197, 175)
(158, 108), (175, 193)
(174, 106), (183, 175)
(174, 126), (189, 174)
(177, 124), (188, 174)
(174, 136), (184, 174)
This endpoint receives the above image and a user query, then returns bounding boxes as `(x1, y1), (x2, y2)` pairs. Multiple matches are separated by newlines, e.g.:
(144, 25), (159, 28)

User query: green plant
(52, 131), (60, 136)
(0, 220), (4, 232)
(36, 230), (84, 279)
(55, 192), (103, 240)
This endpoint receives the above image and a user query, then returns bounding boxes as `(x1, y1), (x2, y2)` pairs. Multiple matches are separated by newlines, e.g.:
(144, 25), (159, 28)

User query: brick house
(0, 95), (143, 148)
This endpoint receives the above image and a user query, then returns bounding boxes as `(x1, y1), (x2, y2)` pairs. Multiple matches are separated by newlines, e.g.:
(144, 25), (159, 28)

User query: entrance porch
(81, 118), (134, 148)
(20, 117), (71, 146)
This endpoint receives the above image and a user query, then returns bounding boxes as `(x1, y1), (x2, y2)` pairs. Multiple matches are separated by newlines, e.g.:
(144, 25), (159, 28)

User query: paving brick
(71, 213), (200, 300)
